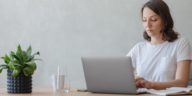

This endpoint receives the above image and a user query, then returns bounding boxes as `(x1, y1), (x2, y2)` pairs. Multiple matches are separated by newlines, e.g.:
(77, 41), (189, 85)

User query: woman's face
(142, 7), (163, 38)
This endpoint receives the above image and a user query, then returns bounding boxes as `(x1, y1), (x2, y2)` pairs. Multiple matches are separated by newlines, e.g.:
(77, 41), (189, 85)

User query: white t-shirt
(127, 38), (192, 82)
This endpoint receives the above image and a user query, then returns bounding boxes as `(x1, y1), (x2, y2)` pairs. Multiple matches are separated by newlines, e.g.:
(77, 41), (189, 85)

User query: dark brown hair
(141, 0), (179, 42)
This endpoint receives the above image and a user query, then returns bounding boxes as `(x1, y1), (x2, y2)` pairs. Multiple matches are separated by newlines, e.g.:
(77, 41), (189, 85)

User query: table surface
(0, 87), (156, 96)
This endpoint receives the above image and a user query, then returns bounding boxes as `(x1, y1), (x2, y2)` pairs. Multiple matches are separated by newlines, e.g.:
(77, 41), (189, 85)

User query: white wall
(0, 0), (192, 89)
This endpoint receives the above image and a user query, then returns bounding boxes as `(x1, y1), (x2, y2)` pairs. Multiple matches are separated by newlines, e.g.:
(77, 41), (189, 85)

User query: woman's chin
(146, 32), (154, 37)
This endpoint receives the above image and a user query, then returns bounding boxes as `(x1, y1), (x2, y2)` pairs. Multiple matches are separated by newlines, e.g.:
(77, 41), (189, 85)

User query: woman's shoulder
(173, 37), (190, 44)
(133, 41), (148, 48)
(128, 41), (148, 56)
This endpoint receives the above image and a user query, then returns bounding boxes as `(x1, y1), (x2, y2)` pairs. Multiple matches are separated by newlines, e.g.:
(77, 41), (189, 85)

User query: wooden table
(0, 87), (156, 96)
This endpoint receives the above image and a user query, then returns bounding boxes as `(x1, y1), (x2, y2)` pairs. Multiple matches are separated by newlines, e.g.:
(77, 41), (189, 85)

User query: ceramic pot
(7, 70), (32, 93)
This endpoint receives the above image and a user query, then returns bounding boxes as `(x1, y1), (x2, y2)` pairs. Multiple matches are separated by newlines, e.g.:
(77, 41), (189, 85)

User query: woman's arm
(136, 60), (191, 90)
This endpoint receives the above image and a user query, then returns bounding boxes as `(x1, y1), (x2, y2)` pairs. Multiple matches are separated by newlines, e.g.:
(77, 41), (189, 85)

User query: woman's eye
(151, 18), (157, 21)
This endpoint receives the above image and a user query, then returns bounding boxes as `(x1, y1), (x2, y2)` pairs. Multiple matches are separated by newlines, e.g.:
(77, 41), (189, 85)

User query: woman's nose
(146, 21), (151, 28)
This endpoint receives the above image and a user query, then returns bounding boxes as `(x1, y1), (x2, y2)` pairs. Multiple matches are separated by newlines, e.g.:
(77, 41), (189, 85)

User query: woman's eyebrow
(143, 15), (159, 18)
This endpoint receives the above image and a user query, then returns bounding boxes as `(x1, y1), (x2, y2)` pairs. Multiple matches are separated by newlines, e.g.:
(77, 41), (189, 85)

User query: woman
(127, 0), (192, 90)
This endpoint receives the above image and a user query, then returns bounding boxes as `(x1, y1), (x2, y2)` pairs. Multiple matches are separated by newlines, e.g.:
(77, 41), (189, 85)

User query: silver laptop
(81, 56), (144, 94)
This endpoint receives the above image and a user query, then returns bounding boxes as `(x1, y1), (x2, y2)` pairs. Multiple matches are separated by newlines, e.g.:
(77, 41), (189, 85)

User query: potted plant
(0, 45), (40, 93)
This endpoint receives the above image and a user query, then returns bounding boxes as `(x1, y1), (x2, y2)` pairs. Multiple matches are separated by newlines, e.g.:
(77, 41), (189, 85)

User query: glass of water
(52, 74), (65, 95)
(64, 65), (71, 93)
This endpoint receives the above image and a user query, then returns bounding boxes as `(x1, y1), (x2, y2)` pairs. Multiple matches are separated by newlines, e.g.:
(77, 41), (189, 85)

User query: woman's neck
(150, 35), (165, 45)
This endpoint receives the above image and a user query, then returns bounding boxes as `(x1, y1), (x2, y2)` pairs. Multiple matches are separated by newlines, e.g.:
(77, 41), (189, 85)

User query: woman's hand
(135, 76), (144, 88)
(135, 76), (154, 89)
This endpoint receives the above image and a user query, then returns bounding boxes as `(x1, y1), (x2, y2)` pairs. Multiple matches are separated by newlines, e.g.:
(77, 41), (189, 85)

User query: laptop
(81, 56), (145, 94)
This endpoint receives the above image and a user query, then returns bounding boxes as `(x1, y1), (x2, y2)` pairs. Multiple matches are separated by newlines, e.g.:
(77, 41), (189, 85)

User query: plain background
(0, 0), (192, 89)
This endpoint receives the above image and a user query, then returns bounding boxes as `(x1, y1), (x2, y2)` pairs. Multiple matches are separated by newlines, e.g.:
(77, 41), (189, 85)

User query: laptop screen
(81, 56), (138, 94)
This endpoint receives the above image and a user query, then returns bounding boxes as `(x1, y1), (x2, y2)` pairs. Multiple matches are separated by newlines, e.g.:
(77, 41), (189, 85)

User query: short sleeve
(176, 38), (192, 62)
(127, 43), (140, 69)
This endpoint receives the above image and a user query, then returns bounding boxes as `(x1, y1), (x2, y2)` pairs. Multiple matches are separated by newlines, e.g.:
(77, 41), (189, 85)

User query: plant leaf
(10, 51), (15, 59)
(16, 45), (22, 55)
(27, 45), (32, 57)
(8, 62), (16, 70)
(16, 45), (24, 64)
(22, 51), (28, 63)
(12, 54), (22, 64)
(0, 64), (9, 69)
(12, 69), (20, 77)
(0, 64), (8, 73)
(26, 62), (37, 71)
(0, 68), (2, 73)
(23, 67), (34, 76)
(33, 58), (42, 61)
(27, 52), (40, 62)
(13, 63), (23, 69)
(1, 55), (10, 64)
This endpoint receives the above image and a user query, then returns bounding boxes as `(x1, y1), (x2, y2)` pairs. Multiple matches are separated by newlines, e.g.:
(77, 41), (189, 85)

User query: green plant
(0, 45), (40, 77)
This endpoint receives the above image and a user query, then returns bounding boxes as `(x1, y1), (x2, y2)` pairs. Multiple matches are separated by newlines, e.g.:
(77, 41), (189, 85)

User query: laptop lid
(81, 56), (137, 94)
